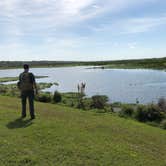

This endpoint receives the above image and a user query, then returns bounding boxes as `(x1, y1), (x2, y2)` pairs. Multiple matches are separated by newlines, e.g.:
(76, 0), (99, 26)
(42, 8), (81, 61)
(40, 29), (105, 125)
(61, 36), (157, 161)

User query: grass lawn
(0, 95), (166, 166)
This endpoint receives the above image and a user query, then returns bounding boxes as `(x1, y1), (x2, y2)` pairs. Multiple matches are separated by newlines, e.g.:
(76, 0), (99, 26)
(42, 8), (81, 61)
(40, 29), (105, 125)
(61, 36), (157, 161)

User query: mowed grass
(0, 96), (166, 166)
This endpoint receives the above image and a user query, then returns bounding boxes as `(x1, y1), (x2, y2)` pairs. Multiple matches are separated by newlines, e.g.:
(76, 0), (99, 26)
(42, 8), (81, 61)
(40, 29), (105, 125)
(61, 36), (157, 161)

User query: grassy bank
(1, 81), (166, 130)
(0, 95), (166, 166)
(0, 76), (48, 83)
(0, 82), (54, 97)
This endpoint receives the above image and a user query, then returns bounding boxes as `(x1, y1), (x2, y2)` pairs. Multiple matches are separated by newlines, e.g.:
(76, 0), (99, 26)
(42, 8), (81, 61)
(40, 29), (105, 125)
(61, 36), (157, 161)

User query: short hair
(23, 64), (29, 69)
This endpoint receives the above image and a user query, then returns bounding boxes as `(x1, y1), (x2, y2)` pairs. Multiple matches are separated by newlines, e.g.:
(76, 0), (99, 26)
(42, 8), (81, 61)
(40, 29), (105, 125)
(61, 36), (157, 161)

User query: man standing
(18, 64), (38, 119)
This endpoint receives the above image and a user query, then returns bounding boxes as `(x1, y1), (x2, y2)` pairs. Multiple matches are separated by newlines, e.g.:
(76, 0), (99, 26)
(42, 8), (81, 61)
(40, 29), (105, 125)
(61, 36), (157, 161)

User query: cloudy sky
(0, 0), (166, 61)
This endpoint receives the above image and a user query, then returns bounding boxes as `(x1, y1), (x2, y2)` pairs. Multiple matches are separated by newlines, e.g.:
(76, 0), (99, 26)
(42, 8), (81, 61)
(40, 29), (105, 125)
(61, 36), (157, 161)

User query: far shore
(0, 57), (166, 70)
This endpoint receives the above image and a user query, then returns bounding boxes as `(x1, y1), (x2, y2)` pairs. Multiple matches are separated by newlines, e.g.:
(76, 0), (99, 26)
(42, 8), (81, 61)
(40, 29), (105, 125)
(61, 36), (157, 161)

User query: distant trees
(1, 57), (166, 69)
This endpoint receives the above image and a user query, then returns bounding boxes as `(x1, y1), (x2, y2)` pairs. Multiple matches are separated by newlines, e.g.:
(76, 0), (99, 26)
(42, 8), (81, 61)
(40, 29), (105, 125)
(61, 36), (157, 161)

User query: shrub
(91, 95), (109, 109)
(120, 105), (134, 117)
(76, 97), (93, 110)
(69, 101), (75, 107)
(35, 93), (51, 103)
(77, 93), (85, 109)
(134, 105), (148, 122)
(158, 97), (166, 112)
(81, 98), (92, 110)
(53, 91), (62, 103)
(134, 104), (164, 122)
(0, 87), (7, 94)
(104, 104), (114, 113)
(160, 119), (166, 129)
(146, 104), (163, 122)
(77, 100), (85, 109)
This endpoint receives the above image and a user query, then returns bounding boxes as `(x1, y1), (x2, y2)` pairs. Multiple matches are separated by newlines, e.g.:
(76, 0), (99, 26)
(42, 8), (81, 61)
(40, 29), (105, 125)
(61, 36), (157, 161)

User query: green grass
(0, 95), (166, 166)
(0, 76), (48, 83)
(0, 82), (55, 98)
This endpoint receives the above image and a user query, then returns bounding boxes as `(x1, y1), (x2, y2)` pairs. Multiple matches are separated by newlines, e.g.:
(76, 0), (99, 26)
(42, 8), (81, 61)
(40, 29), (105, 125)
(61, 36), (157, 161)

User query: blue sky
(0, 0), (166, 61)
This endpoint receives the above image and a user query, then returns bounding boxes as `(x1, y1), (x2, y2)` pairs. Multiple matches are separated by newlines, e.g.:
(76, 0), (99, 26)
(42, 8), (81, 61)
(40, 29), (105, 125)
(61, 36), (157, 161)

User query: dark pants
(21, 90), (35, 118)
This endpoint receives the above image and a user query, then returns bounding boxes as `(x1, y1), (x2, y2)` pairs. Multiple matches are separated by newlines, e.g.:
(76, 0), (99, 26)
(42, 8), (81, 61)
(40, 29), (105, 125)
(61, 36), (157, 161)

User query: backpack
(18, 72), (34, 91)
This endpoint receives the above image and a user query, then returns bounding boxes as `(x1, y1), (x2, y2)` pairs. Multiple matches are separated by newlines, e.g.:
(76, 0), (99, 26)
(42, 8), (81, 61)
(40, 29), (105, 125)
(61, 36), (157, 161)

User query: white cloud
(89, 14), (166, 35)
(0, 0), (18, 11)
(0, 0), (159, 41)
(0, 0), (158, 29)
(121, 15), (166, 34)
(0, 0), (165, 61)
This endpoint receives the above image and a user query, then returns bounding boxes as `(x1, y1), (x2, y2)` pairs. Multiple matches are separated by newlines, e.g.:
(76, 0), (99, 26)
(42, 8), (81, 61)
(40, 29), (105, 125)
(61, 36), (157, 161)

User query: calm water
(0, 66), (166, 104)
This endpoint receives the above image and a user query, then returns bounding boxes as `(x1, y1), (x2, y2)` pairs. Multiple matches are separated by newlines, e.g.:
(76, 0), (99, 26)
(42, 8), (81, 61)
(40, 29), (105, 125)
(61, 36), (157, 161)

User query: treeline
(0, 57), (166, 69)
(104, 57), (166, 69)
(0, 61), (82, 69)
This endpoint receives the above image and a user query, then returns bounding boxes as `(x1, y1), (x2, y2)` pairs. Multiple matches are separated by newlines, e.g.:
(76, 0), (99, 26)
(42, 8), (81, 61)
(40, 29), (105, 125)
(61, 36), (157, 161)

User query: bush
(160, 119), (166, 129)
(91, 95), (109, 109)
(0, 87), (7, 94)
(77, 93), (85, 109)
(77, 100), (85, 109)
(134, 105), (148, 122)
(134, 104), (164, 122)
(158, 97), (166, 112)
(120, 105), (134, 117)
(35, 93), (51, 103)
(104, 104), (114, 113)
(146, 104), (163, 122)
(81, 98), (92, 110)
(53, 91), (62, 103)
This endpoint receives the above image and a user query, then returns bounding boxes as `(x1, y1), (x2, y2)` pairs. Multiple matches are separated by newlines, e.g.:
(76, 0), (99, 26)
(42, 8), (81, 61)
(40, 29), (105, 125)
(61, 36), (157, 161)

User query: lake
(0, 66), (166, 104)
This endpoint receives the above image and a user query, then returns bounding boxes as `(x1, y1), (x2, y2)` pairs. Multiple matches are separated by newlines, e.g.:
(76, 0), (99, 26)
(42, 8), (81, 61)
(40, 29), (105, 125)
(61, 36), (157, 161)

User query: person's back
(18, 64), (38, 119)
(19, 72), (34, 91)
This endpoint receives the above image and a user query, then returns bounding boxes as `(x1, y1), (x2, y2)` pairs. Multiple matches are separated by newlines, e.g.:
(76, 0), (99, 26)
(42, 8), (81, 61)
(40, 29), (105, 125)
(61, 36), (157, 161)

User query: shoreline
(0, 64), (165, 70)
(0, 57), (166, 70)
